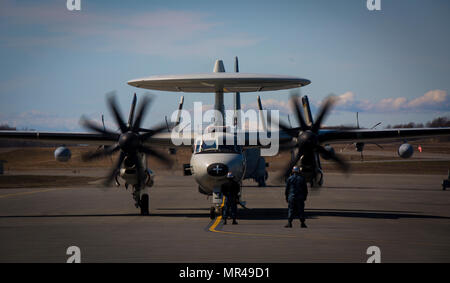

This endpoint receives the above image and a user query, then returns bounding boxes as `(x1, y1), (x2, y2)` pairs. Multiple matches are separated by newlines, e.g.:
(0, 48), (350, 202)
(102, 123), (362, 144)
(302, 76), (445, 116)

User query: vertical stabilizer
(234, 57), (241, 129)
(356, 112), (360, 129)
(175, 96), (184, 126)
(302, 95), (314, 126)
(213, 60), (226, 73)
(213, 60), (225, 126)
(101, 114), (105, 132)
(257, 95), (267, 132)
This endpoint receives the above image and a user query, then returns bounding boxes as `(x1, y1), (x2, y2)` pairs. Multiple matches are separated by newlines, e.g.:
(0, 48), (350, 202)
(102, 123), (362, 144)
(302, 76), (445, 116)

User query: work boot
(284, 221), (292, 228)
(301, 222), (307, 228)
(232, 219), (238, 225)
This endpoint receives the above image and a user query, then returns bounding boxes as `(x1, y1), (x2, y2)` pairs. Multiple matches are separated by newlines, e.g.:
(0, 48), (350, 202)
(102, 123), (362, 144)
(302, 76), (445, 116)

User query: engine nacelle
(398, 143), (414, 159)
(54, 146), (71, 162)
(119, 167), (155, 187)
(320, 145), (335, 160)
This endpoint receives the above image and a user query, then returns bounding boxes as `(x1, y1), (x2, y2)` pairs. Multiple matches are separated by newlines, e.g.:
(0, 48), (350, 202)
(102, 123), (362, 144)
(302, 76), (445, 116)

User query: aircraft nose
(207, 163), (228, 177)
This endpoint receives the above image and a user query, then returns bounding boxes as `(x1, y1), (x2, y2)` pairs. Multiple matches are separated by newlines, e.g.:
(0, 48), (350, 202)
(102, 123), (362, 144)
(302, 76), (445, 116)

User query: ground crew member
(285, 166), (308, 228)
(222, 172), (240, 225)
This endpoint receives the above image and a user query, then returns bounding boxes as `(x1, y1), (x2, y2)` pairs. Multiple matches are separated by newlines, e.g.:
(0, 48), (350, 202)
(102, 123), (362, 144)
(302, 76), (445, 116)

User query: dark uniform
(221, 179), (240, 224)
(285, 173), (308, 227)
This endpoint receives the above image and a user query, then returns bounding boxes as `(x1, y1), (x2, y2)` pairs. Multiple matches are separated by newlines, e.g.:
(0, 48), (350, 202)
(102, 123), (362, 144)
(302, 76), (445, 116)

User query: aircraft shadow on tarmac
(223, 208), (450, 220)
(242, 184), (442, 192)
(1, 208), (449, 220)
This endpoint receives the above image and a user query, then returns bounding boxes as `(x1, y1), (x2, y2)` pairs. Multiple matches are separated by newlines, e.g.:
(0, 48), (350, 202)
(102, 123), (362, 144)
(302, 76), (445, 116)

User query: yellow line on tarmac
(208, 197), (225, 232)
(208, 197), (296, 238)
(0, 188), (64, 199)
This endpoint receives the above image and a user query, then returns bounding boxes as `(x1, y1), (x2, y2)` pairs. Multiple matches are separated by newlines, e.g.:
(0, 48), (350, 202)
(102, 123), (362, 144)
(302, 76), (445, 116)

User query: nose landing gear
(209, 205), (223, 220)
(210, 207), (216, 219)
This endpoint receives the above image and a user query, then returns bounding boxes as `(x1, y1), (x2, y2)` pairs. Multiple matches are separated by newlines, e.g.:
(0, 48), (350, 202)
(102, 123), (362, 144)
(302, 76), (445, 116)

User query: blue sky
(0, 0), (449, 131)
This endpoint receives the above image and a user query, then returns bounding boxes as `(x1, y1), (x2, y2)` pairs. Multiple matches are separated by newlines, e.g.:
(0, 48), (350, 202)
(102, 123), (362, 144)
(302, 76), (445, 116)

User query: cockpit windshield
(218, 144), (241, 153)
(201, 141), (217, 151)
(194, 139), (242, 154)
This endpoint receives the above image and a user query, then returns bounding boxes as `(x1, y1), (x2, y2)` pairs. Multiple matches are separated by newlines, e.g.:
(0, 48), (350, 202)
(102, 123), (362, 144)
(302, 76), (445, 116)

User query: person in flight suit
(221, 172), (240, 225)
(285, 166), (308, 228)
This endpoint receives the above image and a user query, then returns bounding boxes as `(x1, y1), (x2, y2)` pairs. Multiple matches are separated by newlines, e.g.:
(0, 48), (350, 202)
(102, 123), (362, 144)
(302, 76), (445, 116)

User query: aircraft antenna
(257, 96), (267, 132)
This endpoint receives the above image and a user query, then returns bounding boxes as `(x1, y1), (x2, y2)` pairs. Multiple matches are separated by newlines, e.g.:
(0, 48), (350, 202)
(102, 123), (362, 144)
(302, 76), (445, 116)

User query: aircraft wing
(0, 130), (195, 147)
(216, 127), (450, 148)
(1, 127), (449, 148)
(317, 127), (450, 144)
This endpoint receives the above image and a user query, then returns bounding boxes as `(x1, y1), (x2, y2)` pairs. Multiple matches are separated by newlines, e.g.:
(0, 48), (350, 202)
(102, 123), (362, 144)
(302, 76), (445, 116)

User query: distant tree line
(0, 124), (49, 147)
(385, 116), (450, 129)
(324, 116), (450, 130)
(0, 124), (16, 130)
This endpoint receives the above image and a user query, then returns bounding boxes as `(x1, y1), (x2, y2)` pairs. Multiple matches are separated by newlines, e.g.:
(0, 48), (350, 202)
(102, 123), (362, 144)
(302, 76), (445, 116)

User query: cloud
(4, 90), (447, 131)
(407, 90), (448, 109)
(243, 99), (291, 115)
(333, 90), (449, 113)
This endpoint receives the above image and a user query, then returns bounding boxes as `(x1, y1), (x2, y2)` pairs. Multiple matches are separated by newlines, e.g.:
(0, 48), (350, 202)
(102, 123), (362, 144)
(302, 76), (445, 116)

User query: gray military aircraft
(1, 57), (450, 218)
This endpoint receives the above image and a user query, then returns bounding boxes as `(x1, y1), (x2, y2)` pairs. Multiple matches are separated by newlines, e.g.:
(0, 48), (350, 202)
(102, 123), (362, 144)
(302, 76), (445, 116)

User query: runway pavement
(0, 172), (449, 262)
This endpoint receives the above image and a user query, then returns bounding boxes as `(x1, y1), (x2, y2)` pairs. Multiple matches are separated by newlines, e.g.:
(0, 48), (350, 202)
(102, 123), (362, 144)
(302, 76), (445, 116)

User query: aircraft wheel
(140, 194), (149, 215)
(210, 207), (216, 220)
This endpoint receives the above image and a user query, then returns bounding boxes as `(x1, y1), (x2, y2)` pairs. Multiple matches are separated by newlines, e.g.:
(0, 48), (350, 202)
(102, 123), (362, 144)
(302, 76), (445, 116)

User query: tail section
(213, 60), (226, 73)
(175, 96), (184, 127)
(234, 56), (241, 129)
(213, 60), (225, 126)
(164, 95), (185, 132)
(301, 95), (314, 126)
(256, 95), (267, 132)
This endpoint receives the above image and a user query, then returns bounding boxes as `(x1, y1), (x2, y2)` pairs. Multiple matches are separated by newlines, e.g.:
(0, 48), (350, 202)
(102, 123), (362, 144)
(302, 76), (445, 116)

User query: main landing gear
(133, 184), (149, 215)
(140, 194), (149, 215)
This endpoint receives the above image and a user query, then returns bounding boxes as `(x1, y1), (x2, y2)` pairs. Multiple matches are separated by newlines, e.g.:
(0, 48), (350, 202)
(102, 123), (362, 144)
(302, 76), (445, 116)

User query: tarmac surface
(0, 172), (449, 262)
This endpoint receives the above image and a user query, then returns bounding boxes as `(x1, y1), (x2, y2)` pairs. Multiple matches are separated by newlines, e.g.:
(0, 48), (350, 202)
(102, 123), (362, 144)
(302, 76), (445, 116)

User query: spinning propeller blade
(276, 94), (349, 179)
(81, 92), (173, 187)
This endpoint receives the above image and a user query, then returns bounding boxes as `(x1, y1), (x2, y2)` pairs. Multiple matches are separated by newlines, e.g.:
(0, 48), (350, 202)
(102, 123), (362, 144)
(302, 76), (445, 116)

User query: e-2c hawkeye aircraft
(1, 57), (449, 218)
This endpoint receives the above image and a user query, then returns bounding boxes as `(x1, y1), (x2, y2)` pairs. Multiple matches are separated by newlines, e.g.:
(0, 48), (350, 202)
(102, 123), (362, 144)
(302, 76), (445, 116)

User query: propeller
(275, 91), (350, 179)
(80, 92), (173, 187)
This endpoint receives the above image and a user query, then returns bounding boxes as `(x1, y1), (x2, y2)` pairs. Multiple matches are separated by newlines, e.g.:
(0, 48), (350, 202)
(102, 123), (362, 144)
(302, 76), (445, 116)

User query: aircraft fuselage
(191, 151), (246, 195)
